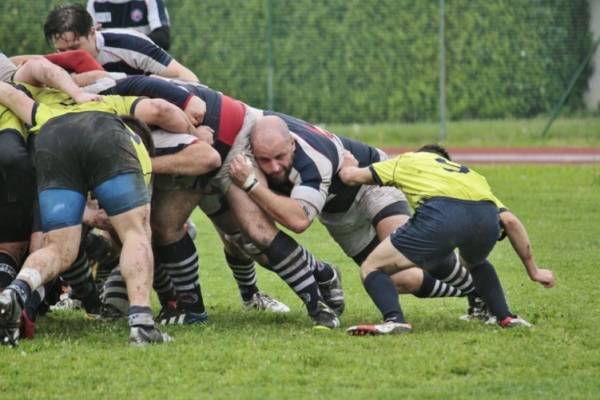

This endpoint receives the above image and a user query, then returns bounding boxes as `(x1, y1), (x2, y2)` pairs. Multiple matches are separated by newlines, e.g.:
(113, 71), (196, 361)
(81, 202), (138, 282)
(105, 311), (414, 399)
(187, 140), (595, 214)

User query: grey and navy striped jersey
(87, 0), (170, 35)
(95, 29), (172, 75)
(264, 111), (382, 215)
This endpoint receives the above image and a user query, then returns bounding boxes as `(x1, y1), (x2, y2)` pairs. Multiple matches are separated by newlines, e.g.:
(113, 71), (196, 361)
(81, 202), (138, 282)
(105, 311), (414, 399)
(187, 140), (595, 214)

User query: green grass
(2, 165), (600, 399)
(327, 115), (600, 148)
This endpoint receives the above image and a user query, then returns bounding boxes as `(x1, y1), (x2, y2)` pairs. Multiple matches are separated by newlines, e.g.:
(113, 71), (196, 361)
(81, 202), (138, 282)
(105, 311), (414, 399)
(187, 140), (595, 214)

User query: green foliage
(1, 165), (599, 398)
(0, 0), (592, 123)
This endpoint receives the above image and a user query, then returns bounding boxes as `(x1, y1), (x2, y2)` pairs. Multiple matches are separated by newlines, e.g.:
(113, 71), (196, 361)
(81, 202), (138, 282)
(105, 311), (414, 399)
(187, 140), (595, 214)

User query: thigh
(151, 188), (203, 244)
(38, 189), (86, 232)
(361, 236), (416, 278)
(93, 172), (150, 217)
(225, 183), (278, 247)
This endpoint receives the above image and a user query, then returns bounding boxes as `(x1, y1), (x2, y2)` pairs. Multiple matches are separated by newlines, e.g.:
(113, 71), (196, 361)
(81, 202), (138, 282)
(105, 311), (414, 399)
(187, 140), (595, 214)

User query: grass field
(1, 164), (598, 399)
(329, 115), (600, 147)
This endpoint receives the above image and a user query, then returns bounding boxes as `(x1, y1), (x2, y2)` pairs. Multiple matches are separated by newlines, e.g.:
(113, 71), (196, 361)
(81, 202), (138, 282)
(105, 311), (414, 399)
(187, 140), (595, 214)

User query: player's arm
(499, 210), (556, 288)
(133, 97), (196, 135)
(228, 154), (313, 233)
(338, 150), (375, 186)
(161, 59), (199, 82)
(0, 82), (35, 125)
(152, 141), (221, 176)
(13, 57), (101, 103)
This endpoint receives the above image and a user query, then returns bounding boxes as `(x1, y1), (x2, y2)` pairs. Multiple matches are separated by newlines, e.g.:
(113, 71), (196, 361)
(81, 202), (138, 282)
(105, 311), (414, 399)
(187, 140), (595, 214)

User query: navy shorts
(390, 197), (500, 270)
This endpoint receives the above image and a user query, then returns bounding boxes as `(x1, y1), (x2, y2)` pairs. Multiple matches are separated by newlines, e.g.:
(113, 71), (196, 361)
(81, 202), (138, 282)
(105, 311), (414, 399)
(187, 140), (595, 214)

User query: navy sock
(8, 279), (32, 306)
(363, 270), (405, 322)
(469, 260), (511, 320)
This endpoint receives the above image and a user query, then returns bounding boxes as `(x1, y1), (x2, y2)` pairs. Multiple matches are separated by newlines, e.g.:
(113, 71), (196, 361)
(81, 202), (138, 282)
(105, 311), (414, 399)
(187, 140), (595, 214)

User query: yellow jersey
(370, 151), (505, 210)
(0, 105), (27, 140)
(15, 83), (151, 183)
(14, 82), (141, 133)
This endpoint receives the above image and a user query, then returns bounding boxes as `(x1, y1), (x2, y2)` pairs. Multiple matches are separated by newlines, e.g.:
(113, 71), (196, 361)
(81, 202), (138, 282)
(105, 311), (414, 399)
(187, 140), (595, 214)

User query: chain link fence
(0, 0), (593, 127)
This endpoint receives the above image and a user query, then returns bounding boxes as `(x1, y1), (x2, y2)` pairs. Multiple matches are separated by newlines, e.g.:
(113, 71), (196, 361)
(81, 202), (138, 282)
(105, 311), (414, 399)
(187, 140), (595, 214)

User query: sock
(263, 231), (320, 314)
(156, 234), (205, 313)
(414, 271), (463, 298)
(61, 251), (101, 314)
(102, 267), (129, 315)
(7, 279), (32, 306)
(24, 286), (45, 321)
(152, 262), (177, 306)
(128, 305), (154, 328)
(429, 253), (475, 295)
(0, 252), (18, 288)
(469, 259), (511, 320)
(363, 270), (405, 322)
(304, 249), (334, 283)
(224, 251), (258, 301)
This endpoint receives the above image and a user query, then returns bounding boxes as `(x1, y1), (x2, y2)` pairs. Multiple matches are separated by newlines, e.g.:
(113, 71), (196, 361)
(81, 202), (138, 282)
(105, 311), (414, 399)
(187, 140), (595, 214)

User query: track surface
(382, 147), (600, 164)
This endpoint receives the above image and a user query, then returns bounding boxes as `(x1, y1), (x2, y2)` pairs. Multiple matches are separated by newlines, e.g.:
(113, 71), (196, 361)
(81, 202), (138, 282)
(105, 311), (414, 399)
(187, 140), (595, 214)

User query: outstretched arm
(500, 210), (556, 288)
(13, 57), (101, 103)
(152, 141), (221, 176)
(338, 150), (375, 186)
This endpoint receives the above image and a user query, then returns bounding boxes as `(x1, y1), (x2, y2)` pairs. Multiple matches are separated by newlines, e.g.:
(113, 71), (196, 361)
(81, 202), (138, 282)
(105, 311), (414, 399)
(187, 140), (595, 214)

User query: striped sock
(224, 251), (258, 301)
(415, 272), (463, 298)
(153, 262), (177, 306)
(264, 232), (320, 313)
(61, 252), (101, 314)
(435, 253), (475, 294)
(304, 250), (334, 283)
(156, 234), (205, 313)
(102, 267), (129, 315)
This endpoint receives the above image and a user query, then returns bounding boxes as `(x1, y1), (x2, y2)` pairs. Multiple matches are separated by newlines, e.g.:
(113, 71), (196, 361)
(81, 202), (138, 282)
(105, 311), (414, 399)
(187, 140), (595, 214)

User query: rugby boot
(318, 264), (345, 316)
(0, 288), (23, 346)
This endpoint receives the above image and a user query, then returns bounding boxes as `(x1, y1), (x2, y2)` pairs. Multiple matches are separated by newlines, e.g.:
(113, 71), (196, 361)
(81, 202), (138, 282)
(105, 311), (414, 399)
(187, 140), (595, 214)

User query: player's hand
(531, 268), (556, 288)
(72, 91), (103, 104)
(229, 153), (255, 188)
(342, 150), (359, 168)
(184, 95), (206, 126)
(192, 125), (214, 144)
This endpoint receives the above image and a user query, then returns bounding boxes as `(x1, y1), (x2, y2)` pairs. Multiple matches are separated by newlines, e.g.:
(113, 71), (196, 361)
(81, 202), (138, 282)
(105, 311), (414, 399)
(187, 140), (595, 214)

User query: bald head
(250, 115), (291, 150)
(250, 116), (295, 183)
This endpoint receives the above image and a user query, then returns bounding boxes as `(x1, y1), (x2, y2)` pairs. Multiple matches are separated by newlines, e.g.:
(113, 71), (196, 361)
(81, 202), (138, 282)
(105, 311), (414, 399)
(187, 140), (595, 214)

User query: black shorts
(35, 111), (144, 194)
(0, 130), (35, 242)
(390, 197), (500, 270)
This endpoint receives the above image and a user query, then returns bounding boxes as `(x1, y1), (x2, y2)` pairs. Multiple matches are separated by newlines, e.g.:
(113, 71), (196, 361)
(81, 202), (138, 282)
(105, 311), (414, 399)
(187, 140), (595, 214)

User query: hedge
(0, 0), (591, 123)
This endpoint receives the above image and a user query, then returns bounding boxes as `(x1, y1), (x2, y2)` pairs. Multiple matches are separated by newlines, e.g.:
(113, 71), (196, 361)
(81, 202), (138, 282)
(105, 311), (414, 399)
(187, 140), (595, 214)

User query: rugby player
(83, 75), (342, 327)
(87, 0), (172, 50)
(228, 115), (477, 313)
(43, 3), (196, 81)
(338, 144), (556, 335)
(0, 79), (208, 345)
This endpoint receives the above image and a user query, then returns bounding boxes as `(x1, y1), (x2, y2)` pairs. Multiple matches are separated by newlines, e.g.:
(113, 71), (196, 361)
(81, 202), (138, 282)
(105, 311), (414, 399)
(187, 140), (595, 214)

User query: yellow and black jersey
(0, 104), (27, 140)
(14, 82), (142, 133)
(369, 151), (505, 210)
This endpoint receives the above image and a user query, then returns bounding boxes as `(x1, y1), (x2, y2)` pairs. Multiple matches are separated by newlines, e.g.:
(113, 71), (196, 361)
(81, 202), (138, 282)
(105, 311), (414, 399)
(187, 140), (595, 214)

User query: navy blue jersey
(108, 76), (246, 163)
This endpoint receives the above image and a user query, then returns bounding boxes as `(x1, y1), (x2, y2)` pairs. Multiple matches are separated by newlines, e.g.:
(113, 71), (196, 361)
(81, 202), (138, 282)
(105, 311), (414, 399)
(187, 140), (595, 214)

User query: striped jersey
(87, 0), (170, 35)
(264, 111), (381, 215)
(95, 29), (172, 75)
